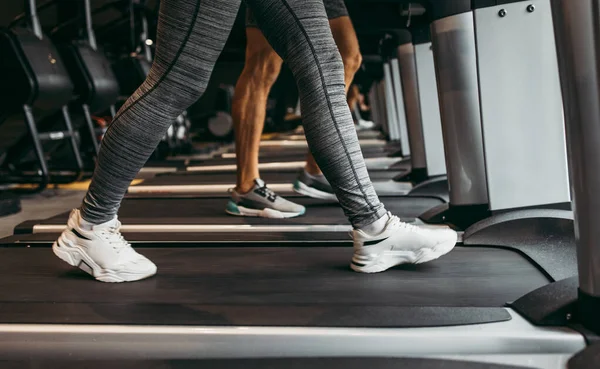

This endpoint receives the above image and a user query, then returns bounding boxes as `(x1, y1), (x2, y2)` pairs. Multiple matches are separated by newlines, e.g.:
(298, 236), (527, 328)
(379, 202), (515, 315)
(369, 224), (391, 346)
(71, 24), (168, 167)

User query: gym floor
(0, 141), (227, 238)
(0, 189), (84, 238)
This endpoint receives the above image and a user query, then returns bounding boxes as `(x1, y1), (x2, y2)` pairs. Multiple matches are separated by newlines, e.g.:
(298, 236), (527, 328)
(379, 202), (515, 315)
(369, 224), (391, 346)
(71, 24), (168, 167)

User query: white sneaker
(52, 209), (157, 283)
(356, 119), (376, 131)
(351, 212), (458, 273)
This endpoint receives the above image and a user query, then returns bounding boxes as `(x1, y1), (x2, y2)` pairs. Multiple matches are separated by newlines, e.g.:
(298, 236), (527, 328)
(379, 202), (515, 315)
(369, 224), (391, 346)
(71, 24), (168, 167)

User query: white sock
(78, 212), (96, 231)
(360, 213), (390, 236)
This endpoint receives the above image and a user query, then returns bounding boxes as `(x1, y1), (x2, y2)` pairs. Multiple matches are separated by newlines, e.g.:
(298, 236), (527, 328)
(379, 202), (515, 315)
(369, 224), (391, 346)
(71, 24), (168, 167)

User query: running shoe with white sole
(226, 178), (306, 218)
(351, 212), (458, 273)
(293, 170), (338, 201)
(356, 119), (376, 131)
(53, 209), (157, 283)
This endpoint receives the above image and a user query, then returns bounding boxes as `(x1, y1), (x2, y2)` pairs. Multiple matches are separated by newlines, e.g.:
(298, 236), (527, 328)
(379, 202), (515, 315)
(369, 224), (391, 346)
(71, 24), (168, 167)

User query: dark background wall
(0, 0), (414, 133)
(0, 0), (248, 117)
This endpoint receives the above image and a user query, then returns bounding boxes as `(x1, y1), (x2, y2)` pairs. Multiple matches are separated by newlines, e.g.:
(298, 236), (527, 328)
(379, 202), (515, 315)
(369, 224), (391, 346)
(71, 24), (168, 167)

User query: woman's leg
(81, 0), (241, 223)
(246, 0), (458, 272)
(302, 14), (362, 177)
(53, 0), (242, 282)
(246, 0), (384, 228)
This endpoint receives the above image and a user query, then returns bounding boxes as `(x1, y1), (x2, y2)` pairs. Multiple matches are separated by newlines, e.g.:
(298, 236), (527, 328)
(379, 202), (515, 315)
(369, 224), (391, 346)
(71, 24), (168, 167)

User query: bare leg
(232, 28), (284, 193)
(347, 84), (361, 115)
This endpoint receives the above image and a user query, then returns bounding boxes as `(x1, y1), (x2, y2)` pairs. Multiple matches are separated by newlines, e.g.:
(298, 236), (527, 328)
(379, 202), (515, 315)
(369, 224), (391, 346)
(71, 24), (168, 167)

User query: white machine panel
(390, 58), (411, 153)
(474, 0), (570, 210)
(383, 62), (401, 143)
(415, 42), (446, 176)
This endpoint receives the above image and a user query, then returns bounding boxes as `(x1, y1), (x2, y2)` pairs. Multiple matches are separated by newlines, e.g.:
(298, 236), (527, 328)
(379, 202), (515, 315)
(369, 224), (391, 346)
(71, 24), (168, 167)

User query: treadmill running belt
(141, 170), (403, 186)
(23, 197), (443, 227)
(144, 146), (395, 169)
(0, 247), (547, 326)
(197, 149), (396, 165)
(222, 144), (397, 158)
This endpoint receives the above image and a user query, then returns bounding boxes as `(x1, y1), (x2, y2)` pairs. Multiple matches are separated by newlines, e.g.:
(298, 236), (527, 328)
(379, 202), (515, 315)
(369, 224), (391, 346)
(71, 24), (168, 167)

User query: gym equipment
(131, 31), (454, 198)
(107, 0), (193, 159)
(0, 192), (21, 217)
(0, 1), (595, 367)
(206, 84), (235, 140)
(421, 0), (570, 230)
(380, 41), (408, 152)
(47, 0), (119, 163)
(126, 168), (415, 197)
(550, 0), (600, 341)
(0, 358), (549, 369)
(13, 195), (444, 243)
(0, 0), (83, 191)
(382, 28), (449, 199)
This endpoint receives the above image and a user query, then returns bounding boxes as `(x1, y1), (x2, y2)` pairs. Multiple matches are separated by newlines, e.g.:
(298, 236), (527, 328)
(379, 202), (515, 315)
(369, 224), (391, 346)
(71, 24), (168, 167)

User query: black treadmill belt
(0, 247), (547, 326)
(144, 149), (390, 169)
(2, 231), (354, 245)
(201, 149), (394, 165)
(141, 170), (403, 186)
(0, 358), (531, 369)
(143, 142), (399, 169)
(236, 141), (401, 155)
(26, 197), (442, 226)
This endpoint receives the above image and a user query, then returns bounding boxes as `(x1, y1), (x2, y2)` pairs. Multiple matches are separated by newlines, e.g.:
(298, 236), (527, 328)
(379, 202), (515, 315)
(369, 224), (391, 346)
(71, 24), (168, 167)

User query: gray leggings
(81, 0), (386, 228)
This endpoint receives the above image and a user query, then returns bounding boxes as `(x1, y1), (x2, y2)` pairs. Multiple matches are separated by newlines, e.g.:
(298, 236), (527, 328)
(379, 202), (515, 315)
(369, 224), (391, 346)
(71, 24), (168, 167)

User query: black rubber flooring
(0, 247), (548, 326)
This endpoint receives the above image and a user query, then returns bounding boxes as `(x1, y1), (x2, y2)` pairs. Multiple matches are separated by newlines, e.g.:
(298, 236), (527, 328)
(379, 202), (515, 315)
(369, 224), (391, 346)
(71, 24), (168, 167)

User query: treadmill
(132, 142), (416, 196)
(12, 194), (445, 244)
(0, 1), (597, 368)
(12, 24), (453, 242)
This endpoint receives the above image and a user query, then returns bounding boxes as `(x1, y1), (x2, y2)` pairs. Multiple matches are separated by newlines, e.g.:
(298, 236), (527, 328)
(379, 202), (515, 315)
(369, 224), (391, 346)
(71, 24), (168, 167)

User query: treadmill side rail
(509, 276), (578, 326)
(0, 309), (584, 361)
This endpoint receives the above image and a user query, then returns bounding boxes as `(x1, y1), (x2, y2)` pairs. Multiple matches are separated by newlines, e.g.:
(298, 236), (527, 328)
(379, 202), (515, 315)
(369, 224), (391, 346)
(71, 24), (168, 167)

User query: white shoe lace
(97, 220), (132, 253)
(387, 212), (419, 232)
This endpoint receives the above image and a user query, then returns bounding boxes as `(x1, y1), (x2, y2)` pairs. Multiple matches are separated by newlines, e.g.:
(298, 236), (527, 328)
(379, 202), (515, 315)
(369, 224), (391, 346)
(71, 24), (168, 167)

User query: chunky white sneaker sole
(226, 201), (305, 218)
(350, 237), (457, 273)
(53, 236), (156, 283)
(293, 180), (338, 201)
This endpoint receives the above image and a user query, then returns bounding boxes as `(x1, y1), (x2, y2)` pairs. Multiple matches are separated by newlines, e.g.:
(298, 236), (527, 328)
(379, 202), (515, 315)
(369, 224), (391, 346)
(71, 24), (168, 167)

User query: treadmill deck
(14, 197), (444, 239)
(0, 246), (547, 326)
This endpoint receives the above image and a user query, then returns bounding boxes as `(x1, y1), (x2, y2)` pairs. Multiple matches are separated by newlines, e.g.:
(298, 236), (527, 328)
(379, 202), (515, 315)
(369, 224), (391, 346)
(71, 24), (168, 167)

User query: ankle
(359, 213), (390, 236)
(304, 167), (323, 177)
(303, 170), (323, 179)
(77, 210), (97, 230)
(236, 181), (256, 194)
(79, 218), (94, 231)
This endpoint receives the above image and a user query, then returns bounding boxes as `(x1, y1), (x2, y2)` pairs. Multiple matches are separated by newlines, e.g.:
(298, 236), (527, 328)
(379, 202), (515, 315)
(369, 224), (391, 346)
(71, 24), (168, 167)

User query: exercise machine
(0, 1), (596, 367)
(0, 0), (83, 191)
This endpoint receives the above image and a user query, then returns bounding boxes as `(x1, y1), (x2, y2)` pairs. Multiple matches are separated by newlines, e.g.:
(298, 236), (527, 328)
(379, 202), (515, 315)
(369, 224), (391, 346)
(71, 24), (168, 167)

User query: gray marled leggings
(81, 0), (386, 228)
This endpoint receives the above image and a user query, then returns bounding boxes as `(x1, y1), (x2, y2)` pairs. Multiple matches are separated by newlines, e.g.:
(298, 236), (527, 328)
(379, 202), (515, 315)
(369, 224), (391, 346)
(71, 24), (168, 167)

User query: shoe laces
(387, 212), (419, 232)
(255, 183), (278, 202)
(97, 220), (131, 252)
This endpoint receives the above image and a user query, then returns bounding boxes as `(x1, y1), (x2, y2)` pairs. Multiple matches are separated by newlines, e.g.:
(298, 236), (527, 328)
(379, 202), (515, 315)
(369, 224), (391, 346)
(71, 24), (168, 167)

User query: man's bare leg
(304, 16), (362, 176)
(232, 28), (284, 193)
(347, 84), (361, 117)
(229, 26), (306, 217)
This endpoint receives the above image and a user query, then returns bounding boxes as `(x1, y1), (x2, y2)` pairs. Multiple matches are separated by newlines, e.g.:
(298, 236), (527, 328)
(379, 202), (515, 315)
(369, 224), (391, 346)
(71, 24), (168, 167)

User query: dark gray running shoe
(293, 170), (338, 201)
(226, 179), (306, 218)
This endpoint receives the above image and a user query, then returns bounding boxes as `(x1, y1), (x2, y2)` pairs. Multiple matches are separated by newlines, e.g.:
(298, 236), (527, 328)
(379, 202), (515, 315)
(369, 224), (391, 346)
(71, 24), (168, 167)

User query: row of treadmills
(0, 1), (599, 368)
